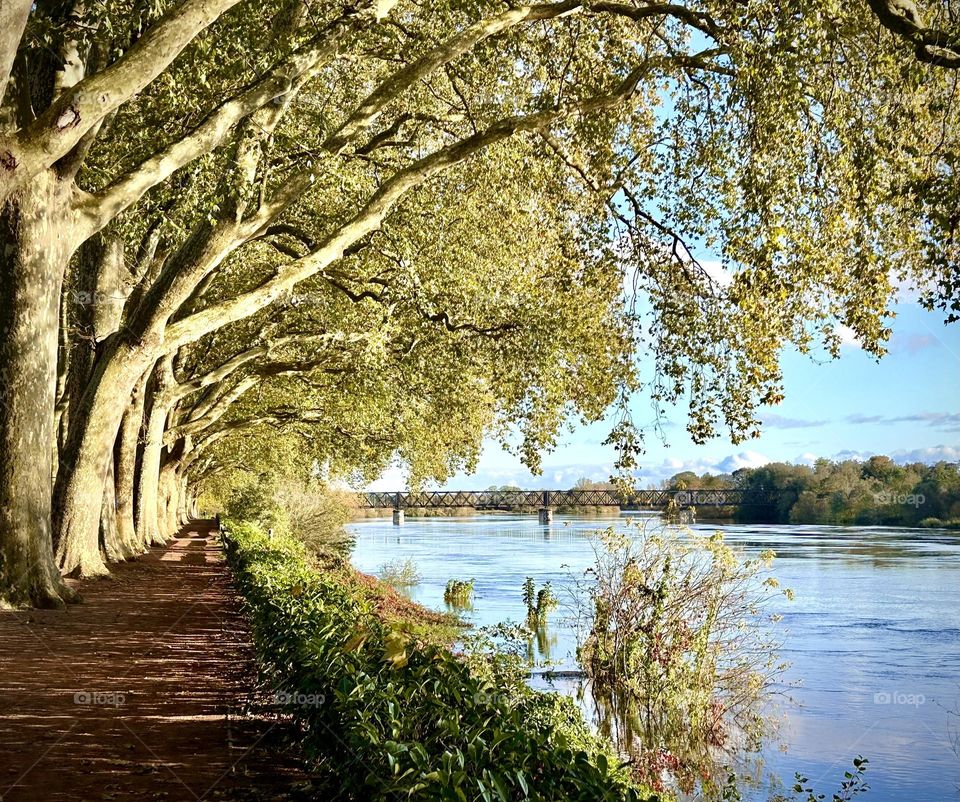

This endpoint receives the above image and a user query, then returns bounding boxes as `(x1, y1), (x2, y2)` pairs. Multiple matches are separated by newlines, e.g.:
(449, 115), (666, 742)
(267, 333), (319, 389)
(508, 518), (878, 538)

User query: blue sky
(369, 294), (960, 491)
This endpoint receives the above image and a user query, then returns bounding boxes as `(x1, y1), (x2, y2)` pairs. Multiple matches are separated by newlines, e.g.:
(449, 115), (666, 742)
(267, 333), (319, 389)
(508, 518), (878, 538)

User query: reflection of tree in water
(444, 596), (474, 613)
(525, 619), (558, 665)
(585, 680), (770, 800)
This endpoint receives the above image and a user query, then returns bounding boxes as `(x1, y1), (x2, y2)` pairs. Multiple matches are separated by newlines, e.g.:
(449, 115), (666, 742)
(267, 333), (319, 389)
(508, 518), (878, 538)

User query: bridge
(360, 488), (754, 524)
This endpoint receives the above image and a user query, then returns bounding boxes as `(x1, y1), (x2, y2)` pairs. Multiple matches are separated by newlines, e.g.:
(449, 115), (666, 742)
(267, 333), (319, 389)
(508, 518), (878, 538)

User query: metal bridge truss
(359, 488), (750, 510)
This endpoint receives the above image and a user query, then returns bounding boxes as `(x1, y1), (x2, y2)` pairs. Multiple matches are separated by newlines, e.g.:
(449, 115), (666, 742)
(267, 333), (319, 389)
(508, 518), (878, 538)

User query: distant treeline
(661, 457), (960, 527)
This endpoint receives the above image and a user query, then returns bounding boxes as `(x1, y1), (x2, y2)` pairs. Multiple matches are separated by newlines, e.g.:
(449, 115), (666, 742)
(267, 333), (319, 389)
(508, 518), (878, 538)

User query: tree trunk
(115, 372), (148, 556)
(0, 171), (78, 607)
(54, 339), (154, 573)
(177, 473), (191, 525)
(156, 461), (178, 540)
(100, 455), (123, 562)
(136, 362), (172, 545)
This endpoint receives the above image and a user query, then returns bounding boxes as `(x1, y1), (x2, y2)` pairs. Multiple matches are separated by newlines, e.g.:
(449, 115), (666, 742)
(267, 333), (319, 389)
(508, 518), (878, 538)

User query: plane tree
(1, 0), (956, 605)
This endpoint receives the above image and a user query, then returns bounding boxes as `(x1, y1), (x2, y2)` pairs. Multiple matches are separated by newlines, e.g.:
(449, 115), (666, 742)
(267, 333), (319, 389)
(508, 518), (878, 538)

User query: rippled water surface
(349, 513), (960, 801)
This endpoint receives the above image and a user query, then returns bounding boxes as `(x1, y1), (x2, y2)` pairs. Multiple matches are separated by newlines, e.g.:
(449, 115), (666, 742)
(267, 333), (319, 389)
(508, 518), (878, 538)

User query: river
(349, 513), (960, 801)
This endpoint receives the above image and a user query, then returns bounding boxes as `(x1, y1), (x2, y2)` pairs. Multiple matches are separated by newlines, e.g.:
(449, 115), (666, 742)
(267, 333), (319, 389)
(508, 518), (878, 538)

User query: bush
(223, 519), (654, 801)
(574, 522), (792, 795)
(378, 558), (421, 588)
(444, 578), (475, 606)
(225, 480), (289, 534)
(522, 577), (558, 627)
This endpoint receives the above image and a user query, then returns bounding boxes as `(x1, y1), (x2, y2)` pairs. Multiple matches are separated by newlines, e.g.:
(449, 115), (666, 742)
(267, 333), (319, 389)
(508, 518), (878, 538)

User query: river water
(349, 513), (960, 801)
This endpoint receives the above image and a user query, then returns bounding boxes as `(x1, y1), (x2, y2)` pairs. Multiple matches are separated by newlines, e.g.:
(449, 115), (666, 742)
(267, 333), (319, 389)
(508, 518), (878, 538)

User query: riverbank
(223, 517), (655, 800)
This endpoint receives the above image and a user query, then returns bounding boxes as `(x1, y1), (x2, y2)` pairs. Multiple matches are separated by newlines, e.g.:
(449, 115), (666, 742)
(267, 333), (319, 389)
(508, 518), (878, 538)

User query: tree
(2, 1), (960, 605)
(860, 1), (960, 322)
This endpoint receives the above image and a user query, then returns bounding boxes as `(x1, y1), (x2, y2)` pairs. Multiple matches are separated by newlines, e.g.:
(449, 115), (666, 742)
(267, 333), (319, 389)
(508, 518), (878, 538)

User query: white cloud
(716, 450), (771, 472)
(890, 331), (940, 355)
(837, 324), (862, 350)
(890, 445), (960, 464)
(636, 450), (773, 486)
(761, 413), (828, 429)
(698, 259), (733, 288)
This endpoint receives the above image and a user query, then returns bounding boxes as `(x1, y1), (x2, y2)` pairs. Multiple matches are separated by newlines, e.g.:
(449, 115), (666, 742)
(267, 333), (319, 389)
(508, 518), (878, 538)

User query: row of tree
(0, 0), (958, 607)
(665, 456), (960, 525)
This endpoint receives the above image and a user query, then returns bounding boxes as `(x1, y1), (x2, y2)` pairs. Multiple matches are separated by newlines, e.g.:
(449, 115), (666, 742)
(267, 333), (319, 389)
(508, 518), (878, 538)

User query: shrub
(378, 558), (421, 588)
(223, 519), (654, 801)
(444, 578), (475, 606)
(522, 577), (558, 627)
(573, 522), (792, 795)
(275, 481), (356, 556)
(225, 479), (289, 534)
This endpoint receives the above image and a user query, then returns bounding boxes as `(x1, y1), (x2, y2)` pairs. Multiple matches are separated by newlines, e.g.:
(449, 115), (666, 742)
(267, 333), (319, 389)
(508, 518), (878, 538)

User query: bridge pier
(392, 493), (404, 525)
(538, 490), (553, 525)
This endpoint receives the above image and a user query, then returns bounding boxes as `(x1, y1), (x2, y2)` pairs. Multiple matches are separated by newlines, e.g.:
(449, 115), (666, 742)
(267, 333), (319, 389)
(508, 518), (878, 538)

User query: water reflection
(525, 619), (557, 665)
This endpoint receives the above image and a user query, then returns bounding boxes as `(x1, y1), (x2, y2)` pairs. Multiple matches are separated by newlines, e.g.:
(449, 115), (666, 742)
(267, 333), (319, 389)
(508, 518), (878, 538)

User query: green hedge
(223, 519), (654, 801)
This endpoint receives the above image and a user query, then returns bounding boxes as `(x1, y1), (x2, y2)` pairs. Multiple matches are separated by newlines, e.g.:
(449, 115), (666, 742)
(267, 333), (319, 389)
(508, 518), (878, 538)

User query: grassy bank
(222, 519), (655, 801)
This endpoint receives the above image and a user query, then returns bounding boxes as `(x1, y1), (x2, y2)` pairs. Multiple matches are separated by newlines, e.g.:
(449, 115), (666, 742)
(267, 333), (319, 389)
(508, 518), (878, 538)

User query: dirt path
(0, 521), (310, 802)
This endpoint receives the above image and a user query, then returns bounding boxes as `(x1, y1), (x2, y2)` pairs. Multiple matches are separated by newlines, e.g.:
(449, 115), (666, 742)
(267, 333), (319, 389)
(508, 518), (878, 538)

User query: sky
(368, 290), (960, 491)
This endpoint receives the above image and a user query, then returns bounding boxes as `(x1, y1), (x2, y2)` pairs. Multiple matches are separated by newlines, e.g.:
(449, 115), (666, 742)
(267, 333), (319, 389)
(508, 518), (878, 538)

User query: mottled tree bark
(136, 359), (173, 546)
(99, 455), (122, 562)
(115, 372), (149, 556)
(0, 172), (78, 606)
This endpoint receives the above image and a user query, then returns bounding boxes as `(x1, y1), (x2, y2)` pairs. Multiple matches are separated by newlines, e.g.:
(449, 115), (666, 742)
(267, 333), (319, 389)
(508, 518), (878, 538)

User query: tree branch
(866, 0), (960, 68)
(0, 0), (33, 109)
(323, 0), (583, 152)
(164, 62), (653, 350)
(1, 0), (243, 198)
(78, 18), (362, 235)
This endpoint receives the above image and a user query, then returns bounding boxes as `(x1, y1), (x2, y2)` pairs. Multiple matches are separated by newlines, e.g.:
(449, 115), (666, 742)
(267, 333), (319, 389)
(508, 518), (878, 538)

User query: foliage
(218, 476), (356, 557)
(377, 558), (421, 589)
(773, 756), (869, 802)
(222, 519), (654, 801)
(664, 457), (960, 526)
(573, 521), (791, 797)
(919, 517), (960, 530)
(444, 578), (475, 607)
(522, 577), (558, 628)
(224, 478), (289, 535)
